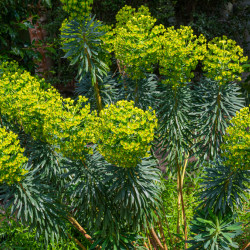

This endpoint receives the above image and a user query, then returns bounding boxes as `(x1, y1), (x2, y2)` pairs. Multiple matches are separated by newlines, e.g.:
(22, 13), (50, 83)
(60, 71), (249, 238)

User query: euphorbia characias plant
(0, 60), (161, 248)
(0, 3), (249, 249)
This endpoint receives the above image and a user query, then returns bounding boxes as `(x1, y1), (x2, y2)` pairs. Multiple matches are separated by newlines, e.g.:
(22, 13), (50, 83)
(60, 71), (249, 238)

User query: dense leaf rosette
(189, 210), (242, 250)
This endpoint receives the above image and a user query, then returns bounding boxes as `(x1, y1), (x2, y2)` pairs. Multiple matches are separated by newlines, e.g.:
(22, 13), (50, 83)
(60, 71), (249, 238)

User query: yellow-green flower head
(60, 0), (93, 17)
(0, 65), (97, 161)
(221, 106), (250, 170)
(96, 100), (158, 168)
(203, 36), (248, 85)
(105, 5), (165, 79)
(0, 127), (28, 185)
(157, 26), (207, 88)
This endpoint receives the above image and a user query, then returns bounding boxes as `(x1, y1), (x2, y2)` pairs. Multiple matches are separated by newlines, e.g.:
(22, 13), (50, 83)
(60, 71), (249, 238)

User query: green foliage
(156, 83), (193, 168)
(161, 177), (200, 248)
(189, 210), (242, 250)
(0, 59), (24, 77)
(61, 16), (109, 84)
(235, 191), (250, 246)
(75, 73), (120, 108)
(0, 61), (162, 248)
(91, 0), (176, 27)
(0, 1), (47, 72)
(119, 74), (160, 109)
(0, 211), (78, 249)
(1, 3), (250, 249)
(63, 150), (162, 248)
(193, 79), (244, 161)
(76, 73), (160, 112)
(197, 160), (249, 214)
(190, 1), (249, 54)
(0, 177), (67, 244)
(241, 61), (250, 105)
(0, 67), (97, 160)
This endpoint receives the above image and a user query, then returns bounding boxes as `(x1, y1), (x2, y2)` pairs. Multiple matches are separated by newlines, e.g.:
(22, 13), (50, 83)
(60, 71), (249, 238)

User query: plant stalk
(162, 205), (174, 247)
(68, 216), (93, 244)
(149, 226), (164, 250)
(177, 170), (181, 235)
(177, 161), (188, 249)
(85, 45), (103, 113)
(240, 242), (250, 250)
(180, 154), (189, 223)
(156, 215), (168, 250)
(94, 80), (103, 113)
(181, 154), (189, 187)
(144, 242), (150, 249)
(68, 233), (87, 250)
(0, 114), (3, 127)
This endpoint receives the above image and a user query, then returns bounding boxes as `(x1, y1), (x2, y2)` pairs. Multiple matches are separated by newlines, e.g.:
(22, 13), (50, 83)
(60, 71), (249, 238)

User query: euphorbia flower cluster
(0, 127), (28, 185)
(0, 62), (158, 171)
(222, 106), (250, 170)
(96, 100), (158, 168)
